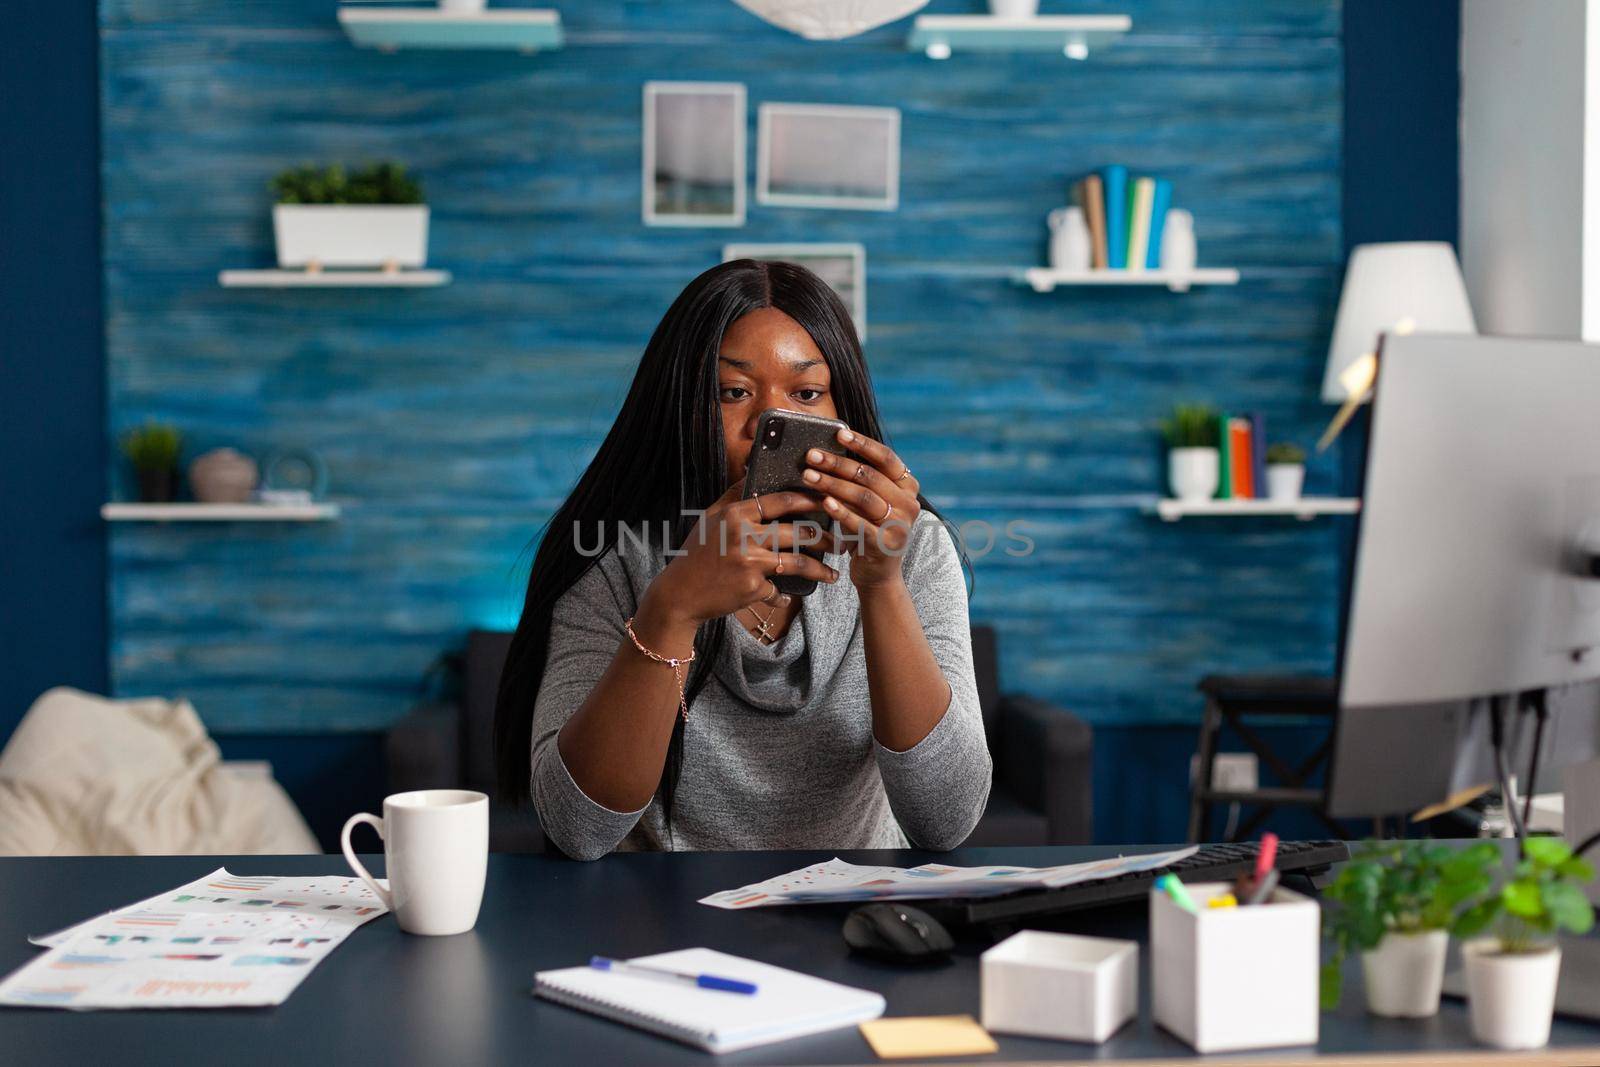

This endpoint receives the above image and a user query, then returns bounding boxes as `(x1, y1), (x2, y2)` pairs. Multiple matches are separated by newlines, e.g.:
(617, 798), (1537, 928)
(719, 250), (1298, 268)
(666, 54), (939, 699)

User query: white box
(1150, 882), (1319, 1053)
(980, 930), (1137, 1044)
(273, 205), (430, 268)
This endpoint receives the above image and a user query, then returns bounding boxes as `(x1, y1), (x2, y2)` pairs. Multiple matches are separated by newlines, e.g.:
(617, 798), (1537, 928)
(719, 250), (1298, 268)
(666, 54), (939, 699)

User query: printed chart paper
(0, 868), (388, 1009)
(698, 847), (1198, 909)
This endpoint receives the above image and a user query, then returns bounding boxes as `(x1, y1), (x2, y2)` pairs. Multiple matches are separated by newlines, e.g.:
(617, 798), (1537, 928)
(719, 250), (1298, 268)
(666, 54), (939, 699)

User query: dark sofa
(386, 626), (1092, 851)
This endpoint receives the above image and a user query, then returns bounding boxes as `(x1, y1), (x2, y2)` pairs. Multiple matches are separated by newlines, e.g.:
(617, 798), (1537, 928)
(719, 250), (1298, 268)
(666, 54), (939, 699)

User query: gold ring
(754, 495), (765, 521)
(775, 555), (784, 574)
(897, 467), (912, 483)
(762, 585), (788, 606)
(854, 463), (867, 482)
(879, 501), (893, 524)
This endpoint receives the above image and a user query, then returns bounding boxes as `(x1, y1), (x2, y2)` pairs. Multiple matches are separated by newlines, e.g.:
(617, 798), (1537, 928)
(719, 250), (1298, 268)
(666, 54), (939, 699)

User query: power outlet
(1190, 752), (1260, 794)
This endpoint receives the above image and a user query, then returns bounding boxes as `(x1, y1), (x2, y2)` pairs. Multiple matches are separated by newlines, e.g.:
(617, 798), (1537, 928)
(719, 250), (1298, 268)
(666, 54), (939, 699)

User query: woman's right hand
(638, 479), (841, 631)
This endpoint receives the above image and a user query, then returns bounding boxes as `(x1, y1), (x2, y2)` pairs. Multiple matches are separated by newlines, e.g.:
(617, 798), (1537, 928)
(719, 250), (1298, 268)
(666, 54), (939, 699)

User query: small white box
(1150, 882), (1320, 1053)
(981, 930), (1138, 1043)
(273, 205), (430, 268)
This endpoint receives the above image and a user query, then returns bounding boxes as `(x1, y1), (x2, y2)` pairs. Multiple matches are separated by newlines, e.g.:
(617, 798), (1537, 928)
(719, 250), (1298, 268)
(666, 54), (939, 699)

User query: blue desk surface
(2, 844), (1598, 1065)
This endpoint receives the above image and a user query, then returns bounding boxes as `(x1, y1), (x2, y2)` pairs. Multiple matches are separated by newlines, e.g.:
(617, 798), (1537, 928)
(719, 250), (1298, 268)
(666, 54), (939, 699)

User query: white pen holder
(1150, 881), (1319, 1053)
(981, 930), (1138, 1043)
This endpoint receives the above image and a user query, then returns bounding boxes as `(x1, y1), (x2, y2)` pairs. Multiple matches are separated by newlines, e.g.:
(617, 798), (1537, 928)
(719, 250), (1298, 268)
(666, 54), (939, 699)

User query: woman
(493, 260), (991, 860)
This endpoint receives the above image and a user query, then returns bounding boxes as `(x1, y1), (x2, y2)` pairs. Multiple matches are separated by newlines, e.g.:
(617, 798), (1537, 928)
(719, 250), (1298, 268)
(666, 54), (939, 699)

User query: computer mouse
(842, 903), (954, 964)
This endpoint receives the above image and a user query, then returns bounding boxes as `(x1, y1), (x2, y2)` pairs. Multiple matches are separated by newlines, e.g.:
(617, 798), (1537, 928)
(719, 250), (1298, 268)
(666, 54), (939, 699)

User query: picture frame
(723, 242), (868, 342)
(642, 82), (746, 227)
(756, 104), (900, 211)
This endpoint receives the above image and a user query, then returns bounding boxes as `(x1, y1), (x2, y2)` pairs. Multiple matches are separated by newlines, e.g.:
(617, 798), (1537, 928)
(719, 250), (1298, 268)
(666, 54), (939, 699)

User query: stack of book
(1070, 165), (1173, 273)
(1215, 411), (1268, 500)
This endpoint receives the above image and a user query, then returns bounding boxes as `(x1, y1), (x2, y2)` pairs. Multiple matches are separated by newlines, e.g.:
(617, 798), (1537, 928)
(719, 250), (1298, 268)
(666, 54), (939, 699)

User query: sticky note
(859, 1015), (1000, 1059)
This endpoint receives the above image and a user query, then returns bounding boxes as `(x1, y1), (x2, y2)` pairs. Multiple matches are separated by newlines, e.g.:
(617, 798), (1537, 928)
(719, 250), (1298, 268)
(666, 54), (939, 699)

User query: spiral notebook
(533, 948), (886, 1054)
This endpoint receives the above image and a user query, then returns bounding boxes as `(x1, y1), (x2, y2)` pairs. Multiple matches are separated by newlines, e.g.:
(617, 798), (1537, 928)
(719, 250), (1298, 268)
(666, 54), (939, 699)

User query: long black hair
(492, 259), (966, 824)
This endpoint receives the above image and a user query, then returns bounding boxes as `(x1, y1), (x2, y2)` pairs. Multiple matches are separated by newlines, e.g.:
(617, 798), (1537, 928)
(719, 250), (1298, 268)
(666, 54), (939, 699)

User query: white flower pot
(1266, 463), (1305, 502)
(1169, 447), (1220, 502)
(273, 205), (430, 269)
(1463, 939), (1561, 1050)
(1360, 930), (1447, 1018)
(989, 0), (1040, 16)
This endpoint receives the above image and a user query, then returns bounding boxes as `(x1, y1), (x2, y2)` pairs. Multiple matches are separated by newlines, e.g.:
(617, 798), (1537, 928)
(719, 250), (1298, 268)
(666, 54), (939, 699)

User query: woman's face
(718, 307), (838, 484)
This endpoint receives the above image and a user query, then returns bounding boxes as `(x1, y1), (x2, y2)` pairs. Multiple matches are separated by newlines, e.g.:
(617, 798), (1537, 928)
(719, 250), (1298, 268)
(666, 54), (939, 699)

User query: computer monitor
(1326, 333), (1600, 819)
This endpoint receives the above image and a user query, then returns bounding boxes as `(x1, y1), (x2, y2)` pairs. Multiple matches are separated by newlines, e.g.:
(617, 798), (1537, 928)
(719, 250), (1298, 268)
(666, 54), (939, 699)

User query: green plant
(1160, 404), (1220, 450)
(271, 162), (424, 205)
(1319, 840), (1498, 1009)
(1266, 441), (1306, 466)
(120, 423), (183, 471)
(1453, 837), (1596, 954)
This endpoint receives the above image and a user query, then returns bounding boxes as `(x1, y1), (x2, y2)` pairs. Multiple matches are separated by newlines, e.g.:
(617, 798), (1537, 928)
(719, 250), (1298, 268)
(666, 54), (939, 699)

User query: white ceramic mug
(341, 789), (488, 936)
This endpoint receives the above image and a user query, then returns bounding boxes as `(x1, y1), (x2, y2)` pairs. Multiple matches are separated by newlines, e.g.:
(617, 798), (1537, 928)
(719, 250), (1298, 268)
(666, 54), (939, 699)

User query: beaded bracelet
(623, 615), (695, 721)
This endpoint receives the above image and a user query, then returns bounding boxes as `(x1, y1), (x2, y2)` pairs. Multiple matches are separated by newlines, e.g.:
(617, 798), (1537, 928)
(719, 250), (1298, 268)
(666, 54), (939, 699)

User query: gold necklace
(742, 603), (779, 644)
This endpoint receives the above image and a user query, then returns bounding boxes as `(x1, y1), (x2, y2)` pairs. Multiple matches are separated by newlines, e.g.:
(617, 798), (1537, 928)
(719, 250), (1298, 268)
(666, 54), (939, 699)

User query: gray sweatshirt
(529, 510), (993, 860)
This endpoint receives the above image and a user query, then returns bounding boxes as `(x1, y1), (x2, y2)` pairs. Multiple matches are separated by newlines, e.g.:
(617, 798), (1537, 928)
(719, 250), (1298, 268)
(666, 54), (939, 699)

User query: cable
(1577, 829), (1600, 859)
(1520, 688), (1549, 832)
(1490, 694), (1527, 848)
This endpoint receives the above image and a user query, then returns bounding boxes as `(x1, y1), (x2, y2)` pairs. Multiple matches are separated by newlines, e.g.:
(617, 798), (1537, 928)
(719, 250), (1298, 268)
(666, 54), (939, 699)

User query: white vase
(1360, 930), (1447, 1018)
(1168, 447), (1220, 502)
(273, 205), (430, 270)
(989, 0), (1039, 16)
(1266, 463), (1305, 502)
(1159, 208), (1197, 290)
(1463, 939), (1561, 1050)
(1047, 206), (1092, 272)
(439, 0), (488, 12)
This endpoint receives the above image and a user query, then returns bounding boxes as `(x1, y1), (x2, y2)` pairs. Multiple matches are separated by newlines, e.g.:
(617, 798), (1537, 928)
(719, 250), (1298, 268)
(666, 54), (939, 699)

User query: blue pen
(589, 956), (758, 995)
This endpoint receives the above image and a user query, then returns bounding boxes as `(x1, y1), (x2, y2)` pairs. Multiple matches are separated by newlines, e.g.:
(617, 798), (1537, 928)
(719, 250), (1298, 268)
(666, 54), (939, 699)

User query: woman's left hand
(803, 426), (921, 591)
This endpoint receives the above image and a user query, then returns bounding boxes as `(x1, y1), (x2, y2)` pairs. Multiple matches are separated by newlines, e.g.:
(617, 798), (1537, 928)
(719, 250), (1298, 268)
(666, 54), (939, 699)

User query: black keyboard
(940, 839), (1350, 928)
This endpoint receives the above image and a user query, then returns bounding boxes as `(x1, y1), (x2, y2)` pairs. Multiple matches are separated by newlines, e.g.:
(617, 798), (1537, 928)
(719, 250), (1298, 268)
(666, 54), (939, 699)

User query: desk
(3, 845), (1599, 1065)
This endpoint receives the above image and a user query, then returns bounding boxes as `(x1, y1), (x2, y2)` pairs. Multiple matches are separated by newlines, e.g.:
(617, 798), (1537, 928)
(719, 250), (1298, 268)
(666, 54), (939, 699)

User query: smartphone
(741, 408), (849, 597)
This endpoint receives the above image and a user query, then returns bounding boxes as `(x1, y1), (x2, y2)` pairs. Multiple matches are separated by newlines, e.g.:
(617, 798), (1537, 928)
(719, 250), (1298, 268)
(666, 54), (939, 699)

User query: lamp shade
(1322, 242), (1476, 403)
(730, 0), (928, 40)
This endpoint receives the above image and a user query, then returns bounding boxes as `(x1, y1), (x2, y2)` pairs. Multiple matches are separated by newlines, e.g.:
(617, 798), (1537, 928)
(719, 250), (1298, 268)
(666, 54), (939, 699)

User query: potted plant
(270, 162), (428, 271)
(121, 422), (183, 503)
(1265, 442), (1307, 501)
(1320, 840), (1497, 1017)
(1161, 404), (1220, 502)
(1453, 837), (1596, 1050)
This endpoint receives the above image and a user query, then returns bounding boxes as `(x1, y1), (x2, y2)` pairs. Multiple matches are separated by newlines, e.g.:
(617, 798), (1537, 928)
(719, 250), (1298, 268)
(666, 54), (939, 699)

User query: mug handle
(340, 812), (395, 912)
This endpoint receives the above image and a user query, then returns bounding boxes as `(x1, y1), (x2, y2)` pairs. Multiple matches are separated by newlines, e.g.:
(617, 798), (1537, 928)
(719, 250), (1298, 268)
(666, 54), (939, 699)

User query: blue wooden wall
(101, 1), (1345, 747)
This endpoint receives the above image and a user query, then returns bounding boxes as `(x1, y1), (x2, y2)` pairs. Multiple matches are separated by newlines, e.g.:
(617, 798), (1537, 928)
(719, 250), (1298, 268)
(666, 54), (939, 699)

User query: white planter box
(1150, 882), (1320, 1053)
(273, 205), (430, 269)
(1266, 463), (1306, 501)
(981, 930), (1137, 1044)
(1361, 929), (1447, 1018)
(1168, 447), (1220, 502)
(1463, 939), (1561, 1050)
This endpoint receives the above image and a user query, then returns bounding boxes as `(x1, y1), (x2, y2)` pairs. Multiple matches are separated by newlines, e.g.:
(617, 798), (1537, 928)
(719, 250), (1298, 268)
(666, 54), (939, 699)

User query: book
(1146, 178), (1172, 269)
(1249, 412), (1268, 501)
(1127, 177), (1155, 274)
(1102, 165), (1129, 270)
(534, 948), (886, 1054)
(1078, 173), (1108, 269)
(1216, 412), (1232, 499)
(1228, 417), (1254, 499)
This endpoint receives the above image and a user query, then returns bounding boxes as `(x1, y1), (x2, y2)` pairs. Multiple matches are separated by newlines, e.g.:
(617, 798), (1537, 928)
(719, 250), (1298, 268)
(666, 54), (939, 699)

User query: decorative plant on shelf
(1452, 837), (1595, 1050)
(1161, 403), (1220, 502)
(1265, 441), (1308, 501)
(1266, 442), (1306, 466)
(120, 422), (184, 504)
(1319, 840), (1497, 1015)
(269, 163), (430, 272)
(271, 162), (424, 205)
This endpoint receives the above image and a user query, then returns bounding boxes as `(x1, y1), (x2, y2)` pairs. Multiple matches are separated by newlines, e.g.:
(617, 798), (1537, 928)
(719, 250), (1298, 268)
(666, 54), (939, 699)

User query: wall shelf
(219, 269), (451, 288)
(908, 14), (1131, 60)
(1148, 498), (1360, 522)
(1017, 267), (1241, 293)
(337, 7), (564, 52)
(102, 503), (342, 522)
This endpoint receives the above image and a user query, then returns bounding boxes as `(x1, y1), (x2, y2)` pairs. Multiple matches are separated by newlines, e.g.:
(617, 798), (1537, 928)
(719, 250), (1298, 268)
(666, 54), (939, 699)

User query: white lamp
(1316, 242), (1476, 450)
